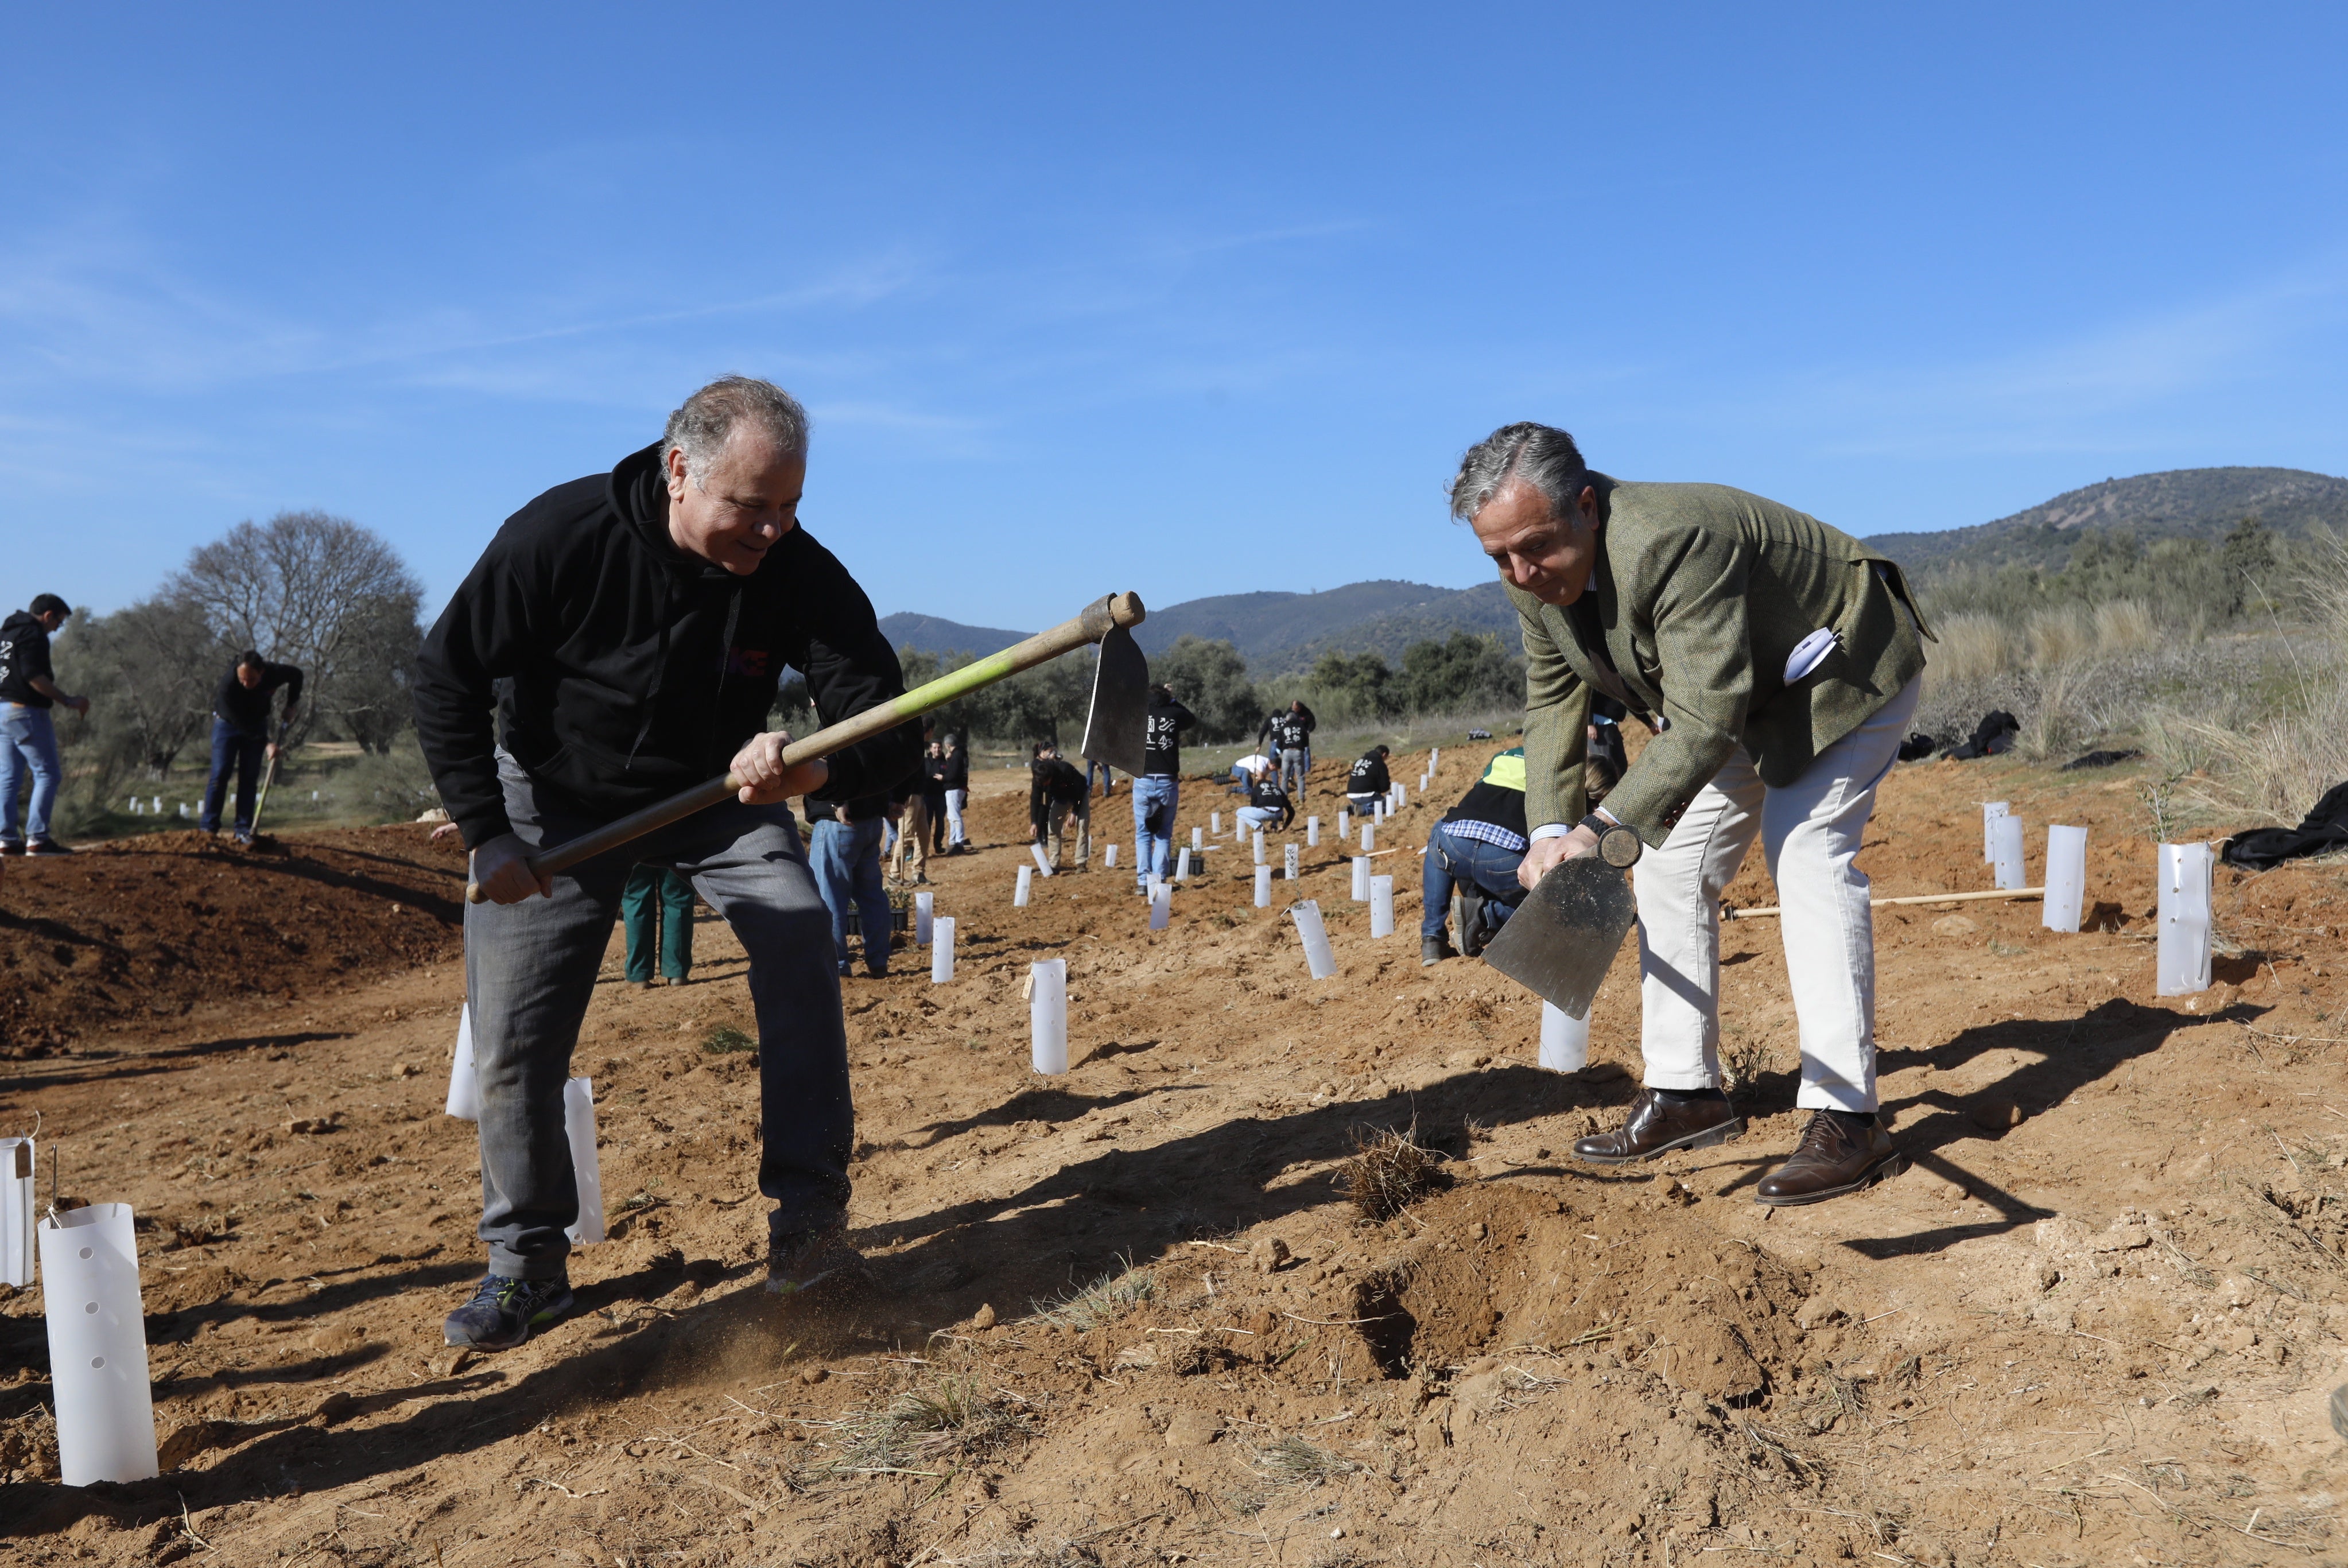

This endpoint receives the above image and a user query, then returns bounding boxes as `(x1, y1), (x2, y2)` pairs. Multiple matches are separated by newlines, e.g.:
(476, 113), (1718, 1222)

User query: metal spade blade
(1478, 856), (1637, 1018)
(1080, 623), (1150, 777)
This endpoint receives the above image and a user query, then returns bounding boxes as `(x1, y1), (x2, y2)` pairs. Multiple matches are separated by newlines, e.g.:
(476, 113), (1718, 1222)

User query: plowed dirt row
(3, 749), (2346, 1567)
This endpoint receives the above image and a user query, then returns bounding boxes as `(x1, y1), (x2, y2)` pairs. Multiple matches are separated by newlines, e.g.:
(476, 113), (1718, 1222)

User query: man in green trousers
(1450, 422), (1929, 1206)
(621, 865), (694, 988)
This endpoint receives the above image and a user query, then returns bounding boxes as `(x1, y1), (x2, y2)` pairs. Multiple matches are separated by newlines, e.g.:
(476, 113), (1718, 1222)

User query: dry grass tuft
(1024, 1256), (1155, 1332)
(1340, 1122), (1450, 1222)
(1249, 1433), (1359, 1487)
(2025, 604), (2097, 667)
(813, 1373), (1031, 1477)
(2092, 597), (2161, 651)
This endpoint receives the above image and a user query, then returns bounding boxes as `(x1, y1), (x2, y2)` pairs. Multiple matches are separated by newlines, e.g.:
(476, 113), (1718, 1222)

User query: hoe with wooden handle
(464, 591), (1148, 903)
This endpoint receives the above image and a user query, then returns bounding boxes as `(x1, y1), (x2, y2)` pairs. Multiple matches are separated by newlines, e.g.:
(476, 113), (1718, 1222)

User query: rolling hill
(1864, 466), (2348, 578)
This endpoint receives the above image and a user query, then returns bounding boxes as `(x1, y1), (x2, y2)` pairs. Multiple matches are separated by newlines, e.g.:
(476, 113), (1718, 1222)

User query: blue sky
(4, 3), (2344, 632)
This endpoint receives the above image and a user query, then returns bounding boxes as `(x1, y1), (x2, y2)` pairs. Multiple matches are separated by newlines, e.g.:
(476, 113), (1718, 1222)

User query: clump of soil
(0, 826), (465, 1057)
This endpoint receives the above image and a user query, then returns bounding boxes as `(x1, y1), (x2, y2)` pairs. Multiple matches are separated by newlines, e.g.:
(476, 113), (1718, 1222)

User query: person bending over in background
(1028, 742), (1090, 870)
(202, 650), (304, 844)
(621, 865), (694, 987)
(1344, 744), (1391, 818)
(0, 593), (88, 857)
(1451, 420), (1928, 1207)
(414, 375), (921, 1351)
(1420, 745), (1532, 966)
(1236, 756), (1293, 834)
(1133, 682), (1195, 889)
(1227, 748), (1271, 794)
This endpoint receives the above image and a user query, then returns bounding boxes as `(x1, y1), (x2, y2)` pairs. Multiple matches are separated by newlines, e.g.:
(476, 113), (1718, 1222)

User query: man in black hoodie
(414, 376), (921, 1350)
(201, 651), (304, 843)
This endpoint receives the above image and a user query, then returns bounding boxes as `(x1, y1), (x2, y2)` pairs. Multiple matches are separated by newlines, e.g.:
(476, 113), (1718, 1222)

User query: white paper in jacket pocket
(1784, 628), (1841, 685)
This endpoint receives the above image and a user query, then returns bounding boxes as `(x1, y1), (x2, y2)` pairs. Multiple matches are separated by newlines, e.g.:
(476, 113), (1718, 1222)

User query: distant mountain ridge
(1864, 466), (2348, 578)
(883, 465), (2348, 672)
(882, 580), (1519, 674)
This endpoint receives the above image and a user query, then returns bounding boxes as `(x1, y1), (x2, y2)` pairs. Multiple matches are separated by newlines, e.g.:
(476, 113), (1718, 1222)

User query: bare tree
(58, 596), (228, 781)
(167, 511), (425, 750)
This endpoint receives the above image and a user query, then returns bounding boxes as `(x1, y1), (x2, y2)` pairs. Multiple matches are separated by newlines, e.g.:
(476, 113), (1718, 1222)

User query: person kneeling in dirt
(1450, 421), (1928, 1206)
(1424, 734), (1623, 967)
(414, 375), (922, 1349)
(1235, 756), (1292, 835)
(1344, 744), (1391, 817)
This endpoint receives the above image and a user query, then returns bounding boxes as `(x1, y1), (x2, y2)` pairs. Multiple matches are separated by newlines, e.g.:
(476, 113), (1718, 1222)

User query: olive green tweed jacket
(1512, 477), (1930, 847)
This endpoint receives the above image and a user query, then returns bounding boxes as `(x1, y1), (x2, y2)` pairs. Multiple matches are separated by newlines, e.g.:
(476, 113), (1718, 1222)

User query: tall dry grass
(1931, 614), (2016, 681)
(2091, 598), (2160, 653)
(2143, 536), (2348, 825)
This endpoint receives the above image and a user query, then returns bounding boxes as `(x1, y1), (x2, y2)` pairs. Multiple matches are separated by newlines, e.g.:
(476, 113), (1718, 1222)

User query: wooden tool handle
(464, 591), (1147, 903)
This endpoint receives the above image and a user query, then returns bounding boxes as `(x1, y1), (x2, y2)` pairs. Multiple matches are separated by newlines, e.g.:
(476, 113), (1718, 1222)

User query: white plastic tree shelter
(445, 1006), (482, 1121)
(40, 1203), (158, 1485)
(1291, 900), (1337, 979)
(1990, 814), (2027, 890)
(930, 917), (957, 982)
(1336, 809), (1349, 842)
(1176, 848), (1193, 880)
(1014, 865), (1033, 906)
(1103, 842), (1118, 868)
(1351, 856), (1371, 901)
(1283, 843), (1299, 881)
(1030, 960), (1068, 1074)
(1030, 844), (1054, 878)
(1361, 822), (1376, 852)
(1982, 802), (2008, 863)
(1, 1137), (33, 1287)
(2156, 842), (2214, 996)
(1539, 1002), (1592, 1073)
(1210, 811), (1221, 836)
(1253, 865), (1272, 907)
(1369, 875), (1395, 938)
(1191, 826), (1204, 851)
(1149, 884), (1171, 931)
(1307, 817), (1320, 847)
(2042, 826), (2088, 933)
(1253, 830), (1266, 865)
(563, 1078), (605, 1244)
(914, 891), (934, 944)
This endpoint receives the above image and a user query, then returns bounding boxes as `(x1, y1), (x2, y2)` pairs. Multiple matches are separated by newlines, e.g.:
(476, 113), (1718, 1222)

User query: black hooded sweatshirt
(413, 442), (922, 848)
(1143, 693), (1197, 777)
(0, 611), (56, 708)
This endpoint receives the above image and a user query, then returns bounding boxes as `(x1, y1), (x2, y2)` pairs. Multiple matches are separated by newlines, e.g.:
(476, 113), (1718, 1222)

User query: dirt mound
(0, 826), (465, 1057)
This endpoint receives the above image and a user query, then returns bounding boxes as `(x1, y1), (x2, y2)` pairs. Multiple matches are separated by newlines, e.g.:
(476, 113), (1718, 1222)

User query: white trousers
(1631, 675), (1919, 1112)
(945, 787), (968, 846)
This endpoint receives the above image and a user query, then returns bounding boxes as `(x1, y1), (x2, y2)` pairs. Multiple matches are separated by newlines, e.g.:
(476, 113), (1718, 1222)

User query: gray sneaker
(443, 1272), (573, 1349)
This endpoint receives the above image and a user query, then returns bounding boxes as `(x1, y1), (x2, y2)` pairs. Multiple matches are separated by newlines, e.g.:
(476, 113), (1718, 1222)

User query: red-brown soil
(3, 749), (2346, 1567)
(1, 828), (467, 1057)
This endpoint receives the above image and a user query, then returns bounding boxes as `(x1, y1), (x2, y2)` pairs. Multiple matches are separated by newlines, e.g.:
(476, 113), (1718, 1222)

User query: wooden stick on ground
(1724, 886), (2045, 919)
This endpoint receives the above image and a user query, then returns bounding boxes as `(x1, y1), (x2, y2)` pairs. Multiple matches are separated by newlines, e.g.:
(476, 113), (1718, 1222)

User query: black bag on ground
(2221, 781), (2348, 871)
(1896, 732), (1938, 761)
(1947, 711), (2020, 760)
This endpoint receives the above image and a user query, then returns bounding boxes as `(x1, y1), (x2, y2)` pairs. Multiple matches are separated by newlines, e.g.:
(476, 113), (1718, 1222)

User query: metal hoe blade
(1080, 624), (1150, 776)
(1477, 856), (1638, 1018)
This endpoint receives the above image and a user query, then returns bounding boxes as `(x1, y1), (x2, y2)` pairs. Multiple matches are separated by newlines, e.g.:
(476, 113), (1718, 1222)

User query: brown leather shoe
(1755, 1111), (1904, 1206)
(1571, 1088), (1746, 1165)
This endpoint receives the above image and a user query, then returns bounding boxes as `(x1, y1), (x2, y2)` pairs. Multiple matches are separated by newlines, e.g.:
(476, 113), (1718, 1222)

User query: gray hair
(663, 375), (810, 485)
(1447, 422), (1588, 523)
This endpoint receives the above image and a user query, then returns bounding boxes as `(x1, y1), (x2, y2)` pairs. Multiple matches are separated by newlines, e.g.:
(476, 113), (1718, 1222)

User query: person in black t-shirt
(1345, 746), (1391, 816)
(1, 593), (88, 856)
(1236, 759), (1293, 833)
(202, 651), (305, 843)
(1132, 684), (1197, 888)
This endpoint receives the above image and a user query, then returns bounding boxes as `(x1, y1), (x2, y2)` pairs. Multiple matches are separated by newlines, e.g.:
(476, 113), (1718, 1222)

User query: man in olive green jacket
(1450, 421), (1929, 1206)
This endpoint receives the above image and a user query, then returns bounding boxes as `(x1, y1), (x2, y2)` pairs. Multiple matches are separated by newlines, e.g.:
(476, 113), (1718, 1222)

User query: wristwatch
(1579, 813), (1643, 868)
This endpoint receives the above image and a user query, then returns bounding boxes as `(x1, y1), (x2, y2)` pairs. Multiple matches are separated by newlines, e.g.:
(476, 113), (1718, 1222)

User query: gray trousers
(464, 756), (852, 1279)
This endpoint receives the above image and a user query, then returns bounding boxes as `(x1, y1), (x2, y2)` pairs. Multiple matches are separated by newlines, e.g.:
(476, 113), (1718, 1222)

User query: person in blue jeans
(0, 594), (88, 856)
(809, 795), (893, 977)
(1133, 683), (1196, 888)
(1421, 746), (1533, 964)
(201, 651), (304, 842)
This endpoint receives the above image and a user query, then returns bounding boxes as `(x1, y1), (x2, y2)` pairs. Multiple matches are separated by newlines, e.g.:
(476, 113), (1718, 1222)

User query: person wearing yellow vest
(1422, 747), (1532, 965)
